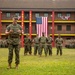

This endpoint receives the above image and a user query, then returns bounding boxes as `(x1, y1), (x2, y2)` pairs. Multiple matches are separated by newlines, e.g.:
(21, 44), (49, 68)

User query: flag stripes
(36, 17), (48, 37)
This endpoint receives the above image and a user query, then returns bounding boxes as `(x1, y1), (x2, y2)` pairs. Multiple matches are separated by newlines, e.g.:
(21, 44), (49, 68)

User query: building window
(6, 13), (10, 18)
(57, 25), (62, 31)
(35, 13), (40, 17)
(15, 13), (20, 17)
(66, 13), (70, 17)
(44, 13), (48, 17)
(66, 25), (71, 31)
(58, 13), (62, 17)
(25, 23), (29, 33)
(25, 12), (29, 20)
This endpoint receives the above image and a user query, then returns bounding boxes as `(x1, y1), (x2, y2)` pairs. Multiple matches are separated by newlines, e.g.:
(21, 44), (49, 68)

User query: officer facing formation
(24, 34), (32, 55)
(33, 34), (40, 55)
(55, 34), (63, 56)
(39, 32), (48, 57)
(5, 17), (24, 69)
(47, 34), (53, 56)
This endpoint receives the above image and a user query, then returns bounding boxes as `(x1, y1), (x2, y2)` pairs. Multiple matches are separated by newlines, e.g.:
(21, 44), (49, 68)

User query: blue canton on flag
(36, 17), (42, 24)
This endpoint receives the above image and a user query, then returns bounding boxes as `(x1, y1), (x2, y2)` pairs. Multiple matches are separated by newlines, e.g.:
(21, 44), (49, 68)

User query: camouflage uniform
(73, 39), (75, 48)
(33, 35), (40, 55)
(4, 39), (8, 47)
(6, 23), (22, 65)
(29, 39), (32, 55)
(39, 35), (48, 56)
(2, 39), (7, 48)
(47, 36), (53, 56)
(0, 39), (2, 48)
(55, 35), (63, 56)
(24, 35), (31, 55)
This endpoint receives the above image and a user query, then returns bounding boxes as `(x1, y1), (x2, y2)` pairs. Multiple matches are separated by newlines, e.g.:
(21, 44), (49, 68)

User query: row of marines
(24, 33), (63, 57)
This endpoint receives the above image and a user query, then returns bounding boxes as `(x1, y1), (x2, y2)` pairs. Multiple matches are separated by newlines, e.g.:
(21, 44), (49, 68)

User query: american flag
(36, 17), (48, 37)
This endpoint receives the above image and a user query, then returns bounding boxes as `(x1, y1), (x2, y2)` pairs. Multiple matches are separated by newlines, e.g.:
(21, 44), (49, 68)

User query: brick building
(0, 0), (75, 46)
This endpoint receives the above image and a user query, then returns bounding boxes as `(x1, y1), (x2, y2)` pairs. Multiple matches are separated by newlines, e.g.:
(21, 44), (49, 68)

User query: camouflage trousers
(47, 45), (52, 55)
(34, 44), (39, 55)
(0, 44), (2, 48)
(8, 44), (20, 65)
(39, 44), (48, 56)
(24, 45), (32, 55)
(56, 46), (62, 55)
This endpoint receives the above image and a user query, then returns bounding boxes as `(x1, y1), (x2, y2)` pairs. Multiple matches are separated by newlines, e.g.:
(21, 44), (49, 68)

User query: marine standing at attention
(5, 17), (24, 69)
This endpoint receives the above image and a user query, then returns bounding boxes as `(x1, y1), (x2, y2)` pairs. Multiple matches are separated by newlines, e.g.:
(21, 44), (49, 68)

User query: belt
(35, 43), (39, 44)
(41, 43), (45, 44)
(11, 37), (18, 38)
(48, 42), (51, 44)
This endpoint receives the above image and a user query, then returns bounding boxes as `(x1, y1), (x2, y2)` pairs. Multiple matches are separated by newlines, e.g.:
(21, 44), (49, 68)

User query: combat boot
(7, 64), (11, 69)
(15, 64), (18, 69)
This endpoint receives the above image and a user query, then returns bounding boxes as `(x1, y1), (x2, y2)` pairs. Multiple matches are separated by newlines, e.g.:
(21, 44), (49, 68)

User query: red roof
(0, 0), (75, 11)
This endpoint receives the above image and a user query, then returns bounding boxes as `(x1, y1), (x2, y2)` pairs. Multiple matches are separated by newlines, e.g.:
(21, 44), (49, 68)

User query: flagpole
(29, 10), (32, 39)
(21, 10), (24, 47)
(52, 11), (55, 47)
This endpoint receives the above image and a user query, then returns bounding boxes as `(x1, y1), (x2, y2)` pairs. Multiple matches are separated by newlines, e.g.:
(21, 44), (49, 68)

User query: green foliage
(0, 48), (75, 75)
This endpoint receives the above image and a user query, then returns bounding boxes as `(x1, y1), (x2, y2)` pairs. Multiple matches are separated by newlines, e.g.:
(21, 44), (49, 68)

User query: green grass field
(0, 47), (75, 75)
